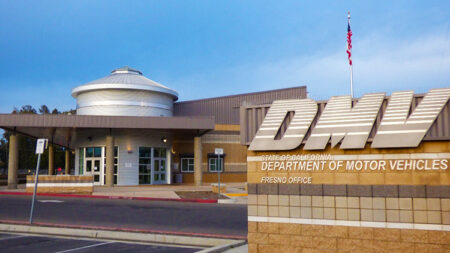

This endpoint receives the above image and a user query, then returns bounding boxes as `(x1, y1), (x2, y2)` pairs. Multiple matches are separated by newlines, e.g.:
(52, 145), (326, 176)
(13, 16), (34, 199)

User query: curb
(0, 191), (217, 204)
(218, 198), (238, 204)
(196, 240), (247, 253)
(0, 220), (247, 246)
(0, 219), (247, 240)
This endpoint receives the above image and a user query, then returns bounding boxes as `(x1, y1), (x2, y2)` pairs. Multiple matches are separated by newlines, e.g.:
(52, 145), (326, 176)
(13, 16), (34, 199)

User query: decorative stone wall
(247, 141), (450, 252)
(26, 175), (94, 194)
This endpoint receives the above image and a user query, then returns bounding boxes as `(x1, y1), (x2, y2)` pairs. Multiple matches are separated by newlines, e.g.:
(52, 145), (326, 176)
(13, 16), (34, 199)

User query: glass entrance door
(153, 158), (166, 184)
(139, 147), (167, 185)
(85, 157), (103, 185)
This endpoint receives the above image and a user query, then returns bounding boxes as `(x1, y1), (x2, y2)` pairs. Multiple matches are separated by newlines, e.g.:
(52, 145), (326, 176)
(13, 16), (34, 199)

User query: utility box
(174, 173), (183, 184)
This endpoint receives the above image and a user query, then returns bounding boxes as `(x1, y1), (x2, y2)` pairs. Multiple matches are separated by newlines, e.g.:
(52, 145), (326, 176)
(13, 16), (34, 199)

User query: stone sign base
(249, 222), (448, 252)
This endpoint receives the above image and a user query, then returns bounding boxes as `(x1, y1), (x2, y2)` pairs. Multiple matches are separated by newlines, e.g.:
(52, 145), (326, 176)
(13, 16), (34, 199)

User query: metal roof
(71, 67), (179, 100)
(174, 86), (307, 125)
(0, 114), (214, 130)
(0, 114), (214, 148)
(111, 66), (142, 75)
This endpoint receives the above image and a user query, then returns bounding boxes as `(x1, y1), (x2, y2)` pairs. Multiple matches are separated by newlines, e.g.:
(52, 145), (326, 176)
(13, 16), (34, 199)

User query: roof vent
(111, 66), (142, 75)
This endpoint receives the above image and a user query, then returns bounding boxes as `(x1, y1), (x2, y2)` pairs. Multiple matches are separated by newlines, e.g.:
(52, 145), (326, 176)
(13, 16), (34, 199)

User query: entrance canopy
(0, 114), (215, 148)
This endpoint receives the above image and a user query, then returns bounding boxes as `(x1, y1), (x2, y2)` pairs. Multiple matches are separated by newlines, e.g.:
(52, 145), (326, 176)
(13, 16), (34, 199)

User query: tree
(19, 105), (37, 114)
(39, 105), (50, 114)
(0, 105), (75, 175)
(63, 109), (77, 115)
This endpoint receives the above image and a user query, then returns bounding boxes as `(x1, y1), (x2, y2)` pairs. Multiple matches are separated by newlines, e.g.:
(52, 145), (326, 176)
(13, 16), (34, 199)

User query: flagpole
(350, 61), (353, 98)
(348, 11), (354, 98)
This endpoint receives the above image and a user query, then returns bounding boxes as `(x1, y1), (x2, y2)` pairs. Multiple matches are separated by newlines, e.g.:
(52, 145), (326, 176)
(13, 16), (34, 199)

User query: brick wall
(173, 129), (248, 181)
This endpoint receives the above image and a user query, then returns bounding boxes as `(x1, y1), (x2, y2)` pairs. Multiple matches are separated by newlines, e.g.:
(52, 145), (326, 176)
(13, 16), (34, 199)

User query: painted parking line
(54, 242), (114, 253)
(0, 235), (28, 241)
(38, 200), (64, 203)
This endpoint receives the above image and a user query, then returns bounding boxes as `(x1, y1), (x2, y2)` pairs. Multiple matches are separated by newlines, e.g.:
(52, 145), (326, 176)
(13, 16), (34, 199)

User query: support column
(48, 143), (54, 175)
(105, 135), (114, 187)
(65, 149), (70, 175)
(194, 136), (202, 187)
(7, 133), (19, 189)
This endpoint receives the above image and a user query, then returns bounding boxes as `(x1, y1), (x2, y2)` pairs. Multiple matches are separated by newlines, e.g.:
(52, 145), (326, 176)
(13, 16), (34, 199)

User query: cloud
(174, 29), (450, 101)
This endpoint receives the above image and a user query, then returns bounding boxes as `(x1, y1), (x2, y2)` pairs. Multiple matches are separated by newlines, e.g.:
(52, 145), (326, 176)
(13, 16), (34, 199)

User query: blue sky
(0, 1), (449, 113)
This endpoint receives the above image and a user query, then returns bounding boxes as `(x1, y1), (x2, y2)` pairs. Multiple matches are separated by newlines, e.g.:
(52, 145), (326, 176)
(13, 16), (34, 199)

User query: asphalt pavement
(0, 233), (202, 253)
(0, 195), (247, 237)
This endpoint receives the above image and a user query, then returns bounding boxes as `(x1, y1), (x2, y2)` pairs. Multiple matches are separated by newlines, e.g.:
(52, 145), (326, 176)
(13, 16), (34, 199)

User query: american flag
(346, 13), (352, 66)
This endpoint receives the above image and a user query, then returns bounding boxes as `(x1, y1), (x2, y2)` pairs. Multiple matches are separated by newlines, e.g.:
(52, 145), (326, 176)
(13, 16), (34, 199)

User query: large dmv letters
(248, 88), (450, 151)
(248, 99), (317, 150)
(304, 93), (384, 150)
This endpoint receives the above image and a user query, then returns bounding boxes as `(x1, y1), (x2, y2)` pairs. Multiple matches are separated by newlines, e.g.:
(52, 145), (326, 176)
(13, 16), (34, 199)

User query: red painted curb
(0, 219), (247, 240)
(0, 191), (217, 204)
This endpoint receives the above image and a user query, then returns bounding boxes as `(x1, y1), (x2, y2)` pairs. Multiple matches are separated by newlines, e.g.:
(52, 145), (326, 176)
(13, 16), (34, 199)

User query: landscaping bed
(175, 191), (229, 200)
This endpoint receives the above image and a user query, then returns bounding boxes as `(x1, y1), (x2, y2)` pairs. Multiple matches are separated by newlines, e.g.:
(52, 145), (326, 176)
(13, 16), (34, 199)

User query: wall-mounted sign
(249, 152), (449, 184)
(249, 88), (450, 151)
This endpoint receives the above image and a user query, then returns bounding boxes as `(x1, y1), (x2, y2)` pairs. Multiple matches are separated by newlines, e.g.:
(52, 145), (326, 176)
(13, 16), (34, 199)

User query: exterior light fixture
(162, 137), (167, 143)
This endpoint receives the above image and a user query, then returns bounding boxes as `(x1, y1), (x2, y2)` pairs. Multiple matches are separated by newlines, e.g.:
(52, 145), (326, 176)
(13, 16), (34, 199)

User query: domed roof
(71, 66), (178, 100)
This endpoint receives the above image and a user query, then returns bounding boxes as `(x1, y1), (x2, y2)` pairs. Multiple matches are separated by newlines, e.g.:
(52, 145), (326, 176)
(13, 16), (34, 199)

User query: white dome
(72, 67), (178, 117)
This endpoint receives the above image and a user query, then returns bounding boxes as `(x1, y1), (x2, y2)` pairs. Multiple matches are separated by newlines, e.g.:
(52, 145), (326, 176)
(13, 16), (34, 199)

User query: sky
(0, 1), (449, 113)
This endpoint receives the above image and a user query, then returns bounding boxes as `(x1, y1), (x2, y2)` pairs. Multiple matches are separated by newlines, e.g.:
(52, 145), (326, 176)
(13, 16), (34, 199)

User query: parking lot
(0, 233), (202, 253)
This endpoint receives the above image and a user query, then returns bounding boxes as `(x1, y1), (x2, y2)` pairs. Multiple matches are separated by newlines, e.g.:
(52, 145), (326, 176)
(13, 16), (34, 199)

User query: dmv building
(1, 66), (306, 187)
(1, 65), (449, 250)
(245, 88), (450, 251)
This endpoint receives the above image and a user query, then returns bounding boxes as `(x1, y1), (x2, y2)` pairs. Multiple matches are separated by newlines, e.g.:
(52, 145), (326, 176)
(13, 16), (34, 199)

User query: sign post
(214, 148), (224, 197)
(29, 138), (48, 224)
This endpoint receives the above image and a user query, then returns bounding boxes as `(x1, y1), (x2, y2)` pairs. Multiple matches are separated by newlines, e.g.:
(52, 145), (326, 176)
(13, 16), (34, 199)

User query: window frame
(208, 156), (224, 172)
(180, 157), (195, 173)
(138, 147), (152, 185)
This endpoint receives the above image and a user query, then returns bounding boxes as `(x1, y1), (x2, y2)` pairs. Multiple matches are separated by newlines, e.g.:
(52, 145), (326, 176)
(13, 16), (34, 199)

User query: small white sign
(215, 148), (224, 155)
(125, 163), (132, 168)
(35, 139), (48, 154)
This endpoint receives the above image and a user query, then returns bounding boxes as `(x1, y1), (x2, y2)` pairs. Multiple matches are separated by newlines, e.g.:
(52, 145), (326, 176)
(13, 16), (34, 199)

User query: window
(78, 148), (84, 175)
(139, 147), (151, 158)
(139, 147), (152, 184)
(85, 147), (101, 158)
(209, 157), (223, 172)
(86, 147), (93, 158)
(94, 147), (102, 157)
(154, 147), (166, 158)
(180, 158), (194, 173)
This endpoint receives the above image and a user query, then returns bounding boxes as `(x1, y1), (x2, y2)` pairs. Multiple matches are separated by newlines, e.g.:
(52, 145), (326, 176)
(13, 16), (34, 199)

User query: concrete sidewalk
(222, 244), (248, 252)
(0, 182), (248, 204)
